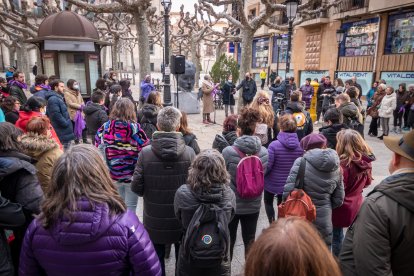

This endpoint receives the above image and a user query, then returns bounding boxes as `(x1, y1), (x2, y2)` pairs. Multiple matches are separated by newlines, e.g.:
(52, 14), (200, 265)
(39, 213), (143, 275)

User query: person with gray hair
(131, 106), (196, 276)
(174, 149), (236, 275)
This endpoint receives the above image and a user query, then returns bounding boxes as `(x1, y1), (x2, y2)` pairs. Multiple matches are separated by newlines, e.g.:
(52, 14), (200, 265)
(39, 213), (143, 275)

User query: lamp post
(335, 29), (345, 79)
(161, 0), (172, 106)
(276, 34), (283, 77)
(285, 0), (298, 81)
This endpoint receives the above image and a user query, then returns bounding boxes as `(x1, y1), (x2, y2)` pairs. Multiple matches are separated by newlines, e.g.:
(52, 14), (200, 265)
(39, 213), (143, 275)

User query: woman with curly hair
(174, 149), (236, 276)
(250, 91), (278, 147)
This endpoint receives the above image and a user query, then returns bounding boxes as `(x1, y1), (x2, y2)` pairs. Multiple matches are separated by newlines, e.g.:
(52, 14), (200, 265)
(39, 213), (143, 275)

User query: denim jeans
(332, 227), (344, 257)
(115, 182), (138, 212)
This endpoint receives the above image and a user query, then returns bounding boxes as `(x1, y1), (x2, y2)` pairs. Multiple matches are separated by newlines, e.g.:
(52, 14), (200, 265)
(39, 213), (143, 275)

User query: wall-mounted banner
(299, 70), (329, 85)
(337, 71), (374, 95)
(380, 72), (414, 90)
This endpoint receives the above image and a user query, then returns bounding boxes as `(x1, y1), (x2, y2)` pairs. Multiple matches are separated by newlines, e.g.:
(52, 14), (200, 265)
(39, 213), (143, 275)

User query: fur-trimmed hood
(20, 133), (60, 159)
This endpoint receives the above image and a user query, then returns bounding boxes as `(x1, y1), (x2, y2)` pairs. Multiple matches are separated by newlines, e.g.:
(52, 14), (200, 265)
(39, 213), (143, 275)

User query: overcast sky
(171, 0), (223, 13)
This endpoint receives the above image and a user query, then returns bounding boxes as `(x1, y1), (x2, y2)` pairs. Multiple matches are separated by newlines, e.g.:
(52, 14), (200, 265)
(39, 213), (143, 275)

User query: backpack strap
(232, 146), (246, 158)
(295, 158), (307, 190)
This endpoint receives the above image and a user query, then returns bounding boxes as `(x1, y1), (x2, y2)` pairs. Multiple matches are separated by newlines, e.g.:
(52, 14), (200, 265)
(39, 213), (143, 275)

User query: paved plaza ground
(134, 101), (400, 276)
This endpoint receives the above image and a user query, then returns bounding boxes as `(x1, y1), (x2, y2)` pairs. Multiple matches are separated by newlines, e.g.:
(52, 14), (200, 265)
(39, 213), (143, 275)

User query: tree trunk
(36, 48), (43, 75)
(8, 47), (16, 68)
(215, 41), (225, 62)
(16, 44), (31, 85)
(191, 39), (201, 89)
(111, 37), (120, 76)
(130, 48), (136, 85)
(134, 11), (150, 96)
(102, 46), (107, 73)
(238, 29), (254, 112)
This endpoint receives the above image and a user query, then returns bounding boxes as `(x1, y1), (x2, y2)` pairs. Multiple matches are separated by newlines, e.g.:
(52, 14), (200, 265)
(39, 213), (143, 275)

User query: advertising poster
(337, 71), (374, 95)
(380, 72), (414, 90)
(299, 70), (329, 85)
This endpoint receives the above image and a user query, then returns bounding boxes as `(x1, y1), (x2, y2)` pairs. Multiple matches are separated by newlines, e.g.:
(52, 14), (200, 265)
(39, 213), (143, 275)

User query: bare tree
(199, 0), (340, 108)
(66, 0), (153, 86)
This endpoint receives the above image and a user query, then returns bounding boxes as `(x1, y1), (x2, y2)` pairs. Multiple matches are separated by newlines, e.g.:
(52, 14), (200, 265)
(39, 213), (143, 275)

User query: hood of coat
(183, 133), (196, 146)
(141, 104), (159, 120)
(20, 133), (60, 159)
(383, 92), (396, 100)
(304, 148), (339, 172)
(342, 154), (375, 171)
(44, 90), (63, 101)
(373, 172), (414, 213)
(277, 132), (300, 150)
(151, 131), (187, 161)
(286, 101), (305, 113)
(233, 135), (262, 155)
(0, 151), (37, 177)
(193, 185), (225, 204)
(319, 123), (347, 134)
(83, 102), (105, 116)
(339, 102), (358, 118)
(223, 131), (237, 145)
(50, 198), (119, 246)
(17, 111), (40, 127)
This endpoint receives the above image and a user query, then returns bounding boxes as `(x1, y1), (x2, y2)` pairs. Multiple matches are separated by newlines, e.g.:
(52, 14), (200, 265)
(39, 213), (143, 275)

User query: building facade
(232, 0), (414, 95)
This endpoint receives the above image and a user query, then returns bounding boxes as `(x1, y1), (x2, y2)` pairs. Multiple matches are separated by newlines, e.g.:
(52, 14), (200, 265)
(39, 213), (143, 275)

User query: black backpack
(182, 203), (230, 268)
(140, 117), (157, 140)
(347, 116), (364, 138)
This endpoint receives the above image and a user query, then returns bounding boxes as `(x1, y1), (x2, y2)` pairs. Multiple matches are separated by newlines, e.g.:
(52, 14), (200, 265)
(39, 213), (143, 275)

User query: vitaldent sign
(337, 71), (374, 95)
(380, 72), (414, 90)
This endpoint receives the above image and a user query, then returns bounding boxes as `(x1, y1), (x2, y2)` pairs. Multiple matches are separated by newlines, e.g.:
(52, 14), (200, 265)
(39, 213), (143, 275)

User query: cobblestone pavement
(135, 101), (399, 276)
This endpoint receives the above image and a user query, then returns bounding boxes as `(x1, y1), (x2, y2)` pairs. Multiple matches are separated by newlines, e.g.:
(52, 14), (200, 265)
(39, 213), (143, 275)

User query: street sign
(165, 66), (171, 75)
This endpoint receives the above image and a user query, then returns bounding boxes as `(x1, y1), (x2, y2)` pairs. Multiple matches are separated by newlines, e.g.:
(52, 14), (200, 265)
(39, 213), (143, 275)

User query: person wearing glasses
(1, 96), (20, 124)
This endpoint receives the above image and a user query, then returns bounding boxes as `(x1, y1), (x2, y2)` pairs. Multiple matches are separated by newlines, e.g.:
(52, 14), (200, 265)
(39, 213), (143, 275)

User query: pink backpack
(233, 146), (264, 198)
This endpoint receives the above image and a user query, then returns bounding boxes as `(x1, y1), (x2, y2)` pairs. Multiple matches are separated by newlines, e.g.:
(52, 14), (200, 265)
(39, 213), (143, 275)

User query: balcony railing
(334, 0), (369, 13)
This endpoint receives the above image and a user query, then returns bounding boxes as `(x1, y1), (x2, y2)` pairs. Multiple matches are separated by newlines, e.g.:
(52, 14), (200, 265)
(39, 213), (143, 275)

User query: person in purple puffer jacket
(264, 114), (304, 224)
(19, 144), (161, 276)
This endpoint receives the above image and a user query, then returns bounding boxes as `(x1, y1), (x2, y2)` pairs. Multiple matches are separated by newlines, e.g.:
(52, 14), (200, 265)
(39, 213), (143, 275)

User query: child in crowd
(84, 91), (109, 142)
(319, 106), (347, 150)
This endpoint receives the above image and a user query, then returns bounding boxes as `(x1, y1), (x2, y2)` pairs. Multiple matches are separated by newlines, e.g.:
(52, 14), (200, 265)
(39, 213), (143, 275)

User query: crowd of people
(1, 68), (414, 276)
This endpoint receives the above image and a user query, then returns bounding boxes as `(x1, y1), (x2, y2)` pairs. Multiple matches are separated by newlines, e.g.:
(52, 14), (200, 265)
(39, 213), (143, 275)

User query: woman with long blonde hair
(332, 129), (375, 256)
(250, 91), (277, 146)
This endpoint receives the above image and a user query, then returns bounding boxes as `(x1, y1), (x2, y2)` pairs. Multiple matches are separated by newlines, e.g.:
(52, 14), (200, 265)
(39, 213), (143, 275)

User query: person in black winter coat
(236, 73), (257, 106)
(0, 196), (26, 276)
(213, 115), (238, 153)
(137, 91), (162, 141)
(222, 76), (236, 117)
(283, 91), (313, 141)
(46, 80), (75, 149)
(131, 107), (196, 276)
(83, 90), (109, 141)
(0, 122), (44, 273)
(180, 112), (200, 154)
(269, 76), (287, 113)
(340, 130), (414, 276)
(174, 149), (236, 276)
(319, 107), (348, 149)
(316, 76), (336, 123)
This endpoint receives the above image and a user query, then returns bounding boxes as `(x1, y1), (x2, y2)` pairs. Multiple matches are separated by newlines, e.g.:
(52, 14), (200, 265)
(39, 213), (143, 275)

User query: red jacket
(15, 111), (63, 150)
(332, 154), (374, 228)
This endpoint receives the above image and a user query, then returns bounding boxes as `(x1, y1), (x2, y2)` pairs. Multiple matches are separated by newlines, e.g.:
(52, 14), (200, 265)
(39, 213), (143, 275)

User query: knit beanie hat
(300, 133), (327, 151)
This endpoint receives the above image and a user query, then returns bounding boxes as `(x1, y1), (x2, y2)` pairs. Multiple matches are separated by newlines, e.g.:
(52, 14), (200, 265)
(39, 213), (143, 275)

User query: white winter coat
(378, 93), (397, 118)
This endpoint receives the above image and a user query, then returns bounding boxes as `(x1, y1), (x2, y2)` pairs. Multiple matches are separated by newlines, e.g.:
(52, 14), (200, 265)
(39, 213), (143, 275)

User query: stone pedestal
(172, 91), (200, 114)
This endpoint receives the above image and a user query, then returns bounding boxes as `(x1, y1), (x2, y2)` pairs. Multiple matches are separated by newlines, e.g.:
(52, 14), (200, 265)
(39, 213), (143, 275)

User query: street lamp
(285, 0), (298, 80)
(335, 29), (345, 78)
(276, 34), (283, 77)
(161, 0), (172, 106)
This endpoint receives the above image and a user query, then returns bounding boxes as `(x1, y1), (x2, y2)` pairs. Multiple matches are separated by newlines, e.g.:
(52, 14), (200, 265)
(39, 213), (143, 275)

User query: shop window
(252, 38), (269, 68)
(149, 40), (154, 55)
(339, 18), (379, 57)
(272, 35), (289, 63)
(205, 45), (214, 56)
(248, 8), (257, 20)
(150, 63), (154, 71)
(58, 53), (87, 94)
(385, 12), (414, 54)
